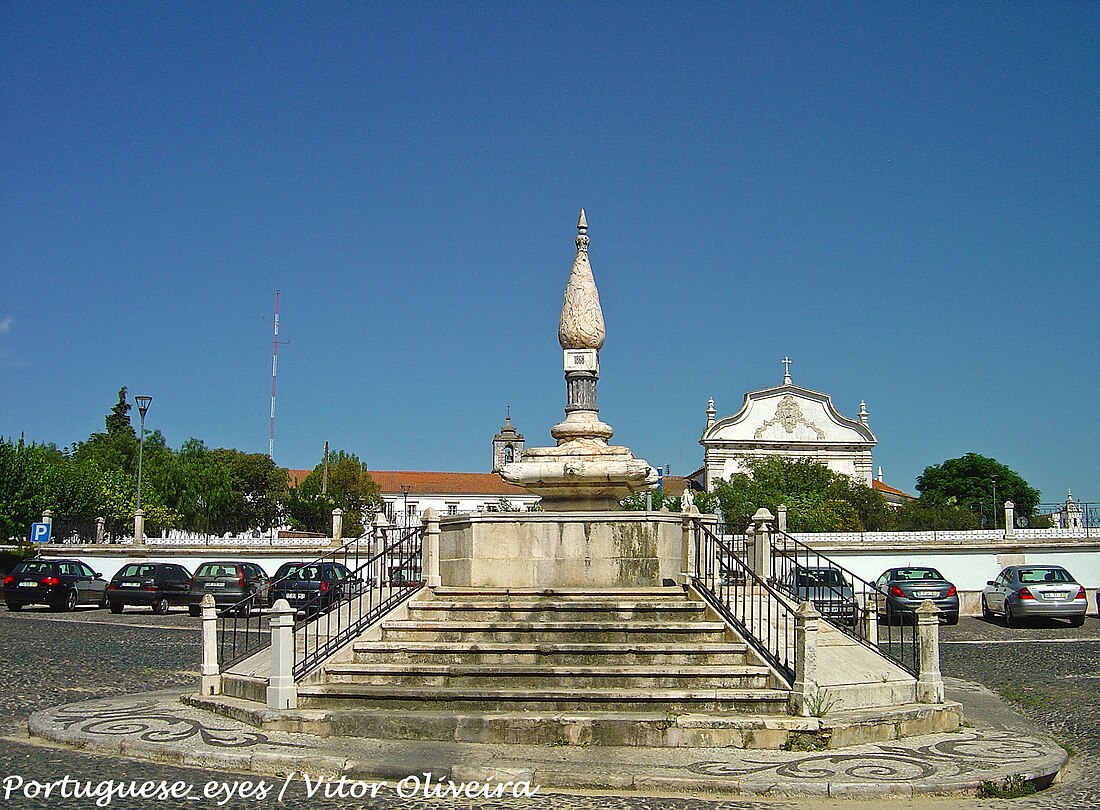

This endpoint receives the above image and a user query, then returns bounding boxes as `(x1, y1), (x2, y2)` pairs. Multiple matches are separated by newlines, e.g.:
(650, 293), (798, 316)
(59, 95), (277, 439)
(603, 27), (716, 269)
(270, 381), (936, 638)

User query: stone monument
(437, 212), (685, 589)
(501, 210), (657, 510)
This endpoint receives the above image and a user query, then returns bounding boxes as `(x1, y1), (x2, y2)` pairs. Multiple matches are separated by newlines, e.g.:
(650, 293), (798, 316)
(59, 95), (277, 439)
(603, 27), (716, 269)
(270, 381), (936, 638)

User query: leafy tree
(285, 451), (380, 536)
(104, 386), (137, 438)
(710, 456), (893, 532)
(621, 488), (720, 513)
(916, 453), (1041, 521)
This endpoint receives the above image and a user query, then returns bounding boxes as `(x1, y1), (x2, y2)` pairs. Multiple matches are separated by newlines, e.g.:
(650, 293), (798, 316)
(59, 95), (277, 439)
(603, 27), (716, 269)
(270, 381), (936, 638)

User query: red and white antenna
(268, 290), (289, 459)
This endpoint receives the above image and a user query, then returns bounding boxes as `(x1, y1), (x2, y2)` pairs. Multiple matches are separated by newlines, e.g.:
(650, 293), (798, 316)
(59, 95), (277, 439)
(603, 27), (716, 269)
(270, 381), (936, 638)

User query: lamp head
(135, 395), (152, 419)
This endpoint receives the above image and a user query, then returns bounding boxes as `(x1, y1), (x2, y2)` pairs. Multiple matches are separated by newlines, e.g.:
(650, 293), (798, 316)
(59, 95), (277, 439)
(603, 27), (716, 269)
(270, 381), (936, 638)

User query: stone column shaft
(916, 600), (945, 704)
(199, 594), (221, 696)
(422, 508), (441, 588)
(790, 600), (821, 716)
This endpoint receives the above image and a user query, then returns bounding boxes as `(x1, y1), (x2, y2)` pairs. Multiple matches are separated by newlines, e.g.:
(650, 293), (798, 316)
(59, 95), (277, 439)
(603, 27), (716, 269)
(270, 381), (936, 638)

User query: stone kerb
(437, 511), (689, 588)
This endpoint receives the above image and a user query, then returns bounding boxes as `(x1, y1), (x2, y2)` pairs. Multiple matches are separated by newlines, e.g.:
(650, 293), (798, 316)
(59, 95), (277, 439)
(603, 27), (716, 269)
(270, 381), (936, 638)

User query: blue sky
(2, 3), (1098, 504)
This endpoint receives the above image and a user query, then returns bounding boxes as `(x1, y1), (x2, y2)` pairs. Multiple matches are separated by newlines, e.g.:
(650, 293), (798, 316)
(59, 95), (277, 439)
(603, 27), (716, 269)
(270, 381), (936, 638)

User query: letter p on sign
(30, 523), (51, 543)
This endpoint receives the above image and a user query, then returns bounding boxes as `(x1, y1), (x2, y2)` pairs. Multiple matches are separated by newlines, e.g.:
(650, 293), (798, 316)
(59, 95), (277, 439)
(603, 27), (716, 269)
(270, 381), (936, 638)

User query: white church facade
(693, 359), (882, 492)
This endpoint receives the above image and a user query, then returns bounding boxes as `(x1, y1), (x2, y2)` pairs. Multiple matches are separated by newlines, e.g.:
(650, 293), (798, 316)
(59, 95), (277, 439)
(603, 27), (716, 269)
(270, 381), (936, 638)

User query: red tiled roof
(873, 479), (914, 499)
(287, 469), (530, 497)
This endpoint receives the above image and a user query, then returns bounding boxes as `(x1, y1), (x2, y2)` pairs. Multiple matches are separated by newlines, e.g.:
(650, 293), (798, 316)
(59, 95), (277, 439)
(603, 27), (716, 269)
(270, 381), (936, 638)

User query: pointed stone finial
(706, 397), (717, 428)
(859, 400), (869, 424)
(559, 209), (605, 350)
(877, 466), (883, 482)
(782, 356), (792, 385)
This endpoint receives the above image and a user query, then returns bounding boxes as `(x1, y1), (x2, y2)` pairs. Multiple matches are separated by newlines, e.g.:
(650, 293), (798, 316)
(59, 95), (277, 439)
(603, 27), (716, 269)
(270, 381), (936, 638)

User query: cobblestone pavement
(0, 609), (1096, 809)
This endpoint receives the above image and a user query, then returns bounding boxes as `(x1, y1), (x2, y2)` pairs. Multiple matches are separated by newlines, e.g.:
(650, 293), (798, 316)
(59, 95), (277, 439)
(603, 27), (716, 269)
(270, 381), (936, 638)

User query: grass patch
(781, 732), (830, 752)
(976, 774), (1036, 799)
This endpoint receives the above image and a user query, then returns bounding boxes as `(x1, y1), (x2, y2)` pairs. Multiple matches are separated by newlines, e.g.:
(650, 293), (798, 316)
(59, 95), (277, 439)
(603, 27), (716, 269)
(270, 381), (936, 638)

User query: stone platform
(25, 679), (1067, 798)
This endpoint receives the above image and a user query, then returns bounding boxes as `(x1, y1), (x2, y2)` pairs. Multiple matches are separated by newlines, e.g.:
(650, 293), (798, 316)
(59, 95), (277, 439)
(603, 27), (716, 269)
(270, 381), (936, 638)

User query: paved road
(0, 607), (1096, 809)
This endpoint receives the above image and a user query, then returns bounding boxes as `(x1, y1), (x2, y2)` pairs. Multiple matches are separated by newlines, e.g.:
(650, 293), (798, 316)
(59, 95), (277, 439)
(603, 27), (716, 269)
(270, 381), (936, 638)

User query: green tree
(710, 456), (893, 532)
(285, 451), (380, 536)
(916, 453), (1041, 522)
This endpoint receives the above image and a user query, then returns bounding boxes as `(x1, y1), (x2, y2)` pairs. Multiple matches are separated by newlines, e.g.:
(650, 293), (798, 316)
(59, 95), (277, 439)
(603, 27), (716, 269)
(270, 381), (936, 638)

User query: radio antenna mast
(268, 290), (290, 459)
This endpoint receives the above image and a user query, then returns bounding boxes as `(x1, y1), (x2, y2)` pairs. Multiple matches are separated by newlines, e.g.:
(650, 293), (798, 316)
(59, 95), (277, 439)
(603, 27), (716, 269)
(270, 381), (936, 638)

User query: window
(385, 501), (396, 522)
(405, 502), (419, 522)
(503, 445), (514, 464)
(446, 502), (459, 516)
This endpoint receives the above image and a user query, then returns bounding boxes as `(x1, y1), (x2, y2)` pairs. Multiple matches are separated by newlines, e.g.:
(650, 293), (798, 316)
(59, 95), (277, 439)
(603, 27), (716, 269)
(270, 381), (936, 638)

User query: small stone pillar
(133, 508), (146, 545)
(422, 508), (441, 588)
(267, 599), (297, 710)
(916, 600), (945, 704)
(856, 593), (878, 645)
(1003, 501), (1017, 540)
(199, 594), (221, 696)
(680, 512), (697, 586)
(41, 509), (53, 527)
(790, 600), (821, 716)
(331, 508), (344, 545)
(95, 517), (106, 545)
(750, 507), (774, 580)
(372, 511), (390, 585)
(777, 504), (788, 532)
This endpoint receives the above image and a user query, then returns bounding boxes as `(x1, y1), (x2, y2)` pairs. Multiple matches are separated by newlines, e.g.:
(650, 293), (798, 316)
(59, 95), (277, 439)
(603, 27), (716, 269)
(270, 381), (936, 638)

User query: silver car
(982, 565), (1087, 627)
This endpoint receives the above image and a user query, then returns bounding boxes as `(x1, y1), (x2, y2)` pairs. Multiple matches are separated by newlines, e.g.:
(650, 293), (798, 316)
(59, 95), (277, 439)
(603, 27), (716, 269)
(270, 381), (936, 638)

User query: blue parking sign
(29, 522), (51, 544)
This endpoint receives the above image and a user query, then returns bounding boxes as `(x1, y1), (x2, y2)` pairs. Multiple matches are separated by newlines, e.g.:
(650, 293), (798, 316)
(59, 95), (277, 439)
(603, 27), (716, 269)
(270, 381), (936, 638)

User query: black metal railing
(215, 525), (424, 676)
(769, 528), (918, 675)
(691, 521), (796, 683)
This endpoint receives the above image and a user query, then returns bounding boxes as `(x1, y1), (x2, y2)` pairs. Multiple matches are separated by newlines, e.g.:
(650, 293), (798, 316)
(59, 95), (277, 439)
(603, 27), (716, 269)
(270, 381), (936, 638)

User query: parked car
(874, 566), (959, 625)
(3, 558), (107, 612)
(982, 565), (1087, 627)
(269, 561), (363, 615)
(187, 561), (269, 617)
(779, 565), (856, 623)
(106, 562), (193, 614)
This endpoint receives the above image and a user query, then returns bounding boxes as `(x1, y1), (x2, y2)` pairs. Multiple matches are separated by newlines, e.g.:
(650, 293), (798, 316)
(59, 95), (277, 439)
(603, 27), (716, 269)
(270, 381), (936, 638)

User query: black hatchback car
(3, 558), (108, 612)
(187, 561), (269, 616)
(107, 562), (193, 614)
(269, 561), (362, 615)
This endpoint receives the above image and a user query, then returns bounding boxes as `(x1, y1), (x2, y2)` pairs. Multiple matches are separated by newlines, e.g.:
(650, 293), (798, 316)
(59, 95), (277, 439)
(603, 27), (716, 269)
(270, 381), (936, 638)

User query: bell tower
(492, 410), (525, 473)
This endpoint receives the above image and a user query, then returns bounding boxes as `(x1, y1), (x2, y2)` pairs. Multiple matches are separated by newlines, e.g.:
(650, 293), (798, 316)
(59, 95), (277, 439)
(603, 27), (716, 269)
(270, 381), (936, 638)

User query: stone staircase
(269, 586), (808, 746)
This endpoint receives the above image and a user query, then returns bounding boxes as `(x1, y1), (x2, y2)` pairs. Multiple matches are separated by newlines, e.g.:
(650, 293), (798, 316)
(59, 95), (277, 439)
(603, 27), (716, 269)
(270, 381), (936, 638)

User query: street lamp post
(991, 477), (998, 531)
(134, 395), (152, 543)
(400, 484), (411, 528)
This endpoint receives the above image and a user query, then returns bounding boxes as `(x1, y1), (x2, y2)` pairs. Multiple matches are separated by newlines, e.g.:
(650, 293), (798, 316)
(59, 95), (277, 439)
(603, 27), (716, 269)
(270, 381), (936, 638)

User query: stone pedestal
(439, 512), (686, 588)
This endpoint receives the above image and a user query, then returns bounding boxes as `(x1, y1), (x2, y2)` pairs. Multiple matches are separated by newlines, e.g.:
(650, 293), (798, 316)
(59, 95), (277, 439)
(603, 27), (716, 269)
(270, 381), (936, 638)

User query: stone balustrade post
(679, 513), (697, 586)
(331, 508), (344, 545)
(751, 507), (775, 581)
(95, 517), (106, 545)
(790, 600), (821, 716)
(856, 593), (878, 645)
(916, 600), (945, 704)
(199, 594), (221, 696)
(267, 599), (297, 710)
(1003, 501), (1017, 540)
(373, 511), (390, 585)
(133, 509), (146, 545)
(777, 504), (788, 532)
(422, 507), (441, 588)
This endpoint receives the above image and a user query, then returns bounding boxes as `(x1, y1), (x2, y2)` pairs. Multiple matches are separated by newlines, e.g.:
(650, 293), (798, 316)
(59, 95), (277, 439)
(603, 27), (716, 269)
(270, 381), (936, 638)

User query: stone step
(429, 587), (683, 598)
(407, 600), (709, 622)
(323, 662), (774, 690)
(351, 640), (751, 666)
(295, 684), (791, 715)
(380, 620), (731, 644)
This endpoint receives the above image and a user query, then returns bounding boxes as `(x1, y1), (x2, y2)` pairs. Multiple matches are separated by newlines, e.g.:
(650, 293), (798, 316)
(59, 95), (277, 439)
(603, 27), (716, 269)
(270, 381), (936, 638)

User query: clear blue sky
(2, 2), (1098, 504)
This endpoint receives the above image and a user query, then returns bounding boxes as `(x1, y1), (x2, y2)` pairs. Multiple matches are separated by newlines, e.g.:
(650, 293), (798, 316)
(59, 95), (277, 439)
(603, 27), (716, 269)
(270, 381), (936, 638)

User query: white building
(693, 359), (884, 492)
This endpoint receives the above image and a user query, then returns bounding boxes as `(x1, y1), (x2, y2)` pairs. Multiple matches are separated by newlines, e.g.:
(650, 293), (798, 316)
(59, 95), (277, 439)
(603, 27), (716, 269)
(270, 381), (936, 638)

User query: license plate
(204, 582), (226, 588)
(287, 593), (305, 600)
(915, 591), (939, 599)
(120, 582), (140, 588)
(18, 582), (37, 588)
(1044, 592), (1068, 600)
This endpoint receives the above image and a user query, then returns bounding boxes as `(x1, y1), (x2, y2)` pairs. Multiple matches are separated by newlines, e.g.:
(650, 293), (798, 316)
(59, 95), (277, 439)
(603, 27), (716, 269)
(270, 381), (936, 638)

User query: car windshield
(14, 561), (55, 575)
(894, 568), (944, 581)
(196, 563), (240, 578)
(290, 566), (323, 581)
(796, 569), (845, 587)
(118, 564), (157, 578)
(1018, 568), (1073, 584)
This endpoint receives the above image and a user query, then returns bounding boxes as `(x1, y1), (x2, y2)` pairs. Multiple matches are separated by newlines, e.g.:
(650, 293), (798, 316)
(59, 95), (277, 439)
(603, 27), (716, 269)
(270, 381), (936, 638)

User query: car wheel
(6, 603), (22, 612)
(1070, 615), (1085, 628)
(236, 598), (252, 619)
(187, 604), (201, 617)
(945, 615), (959, 626)
(109, 602), (124, 614)
(981, 596), (993, 621)
(53, 589), (78, 612)
(152, 597), (170, 615)
(99, 592), (109, 609)
(1004, 601), (1017, 628)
